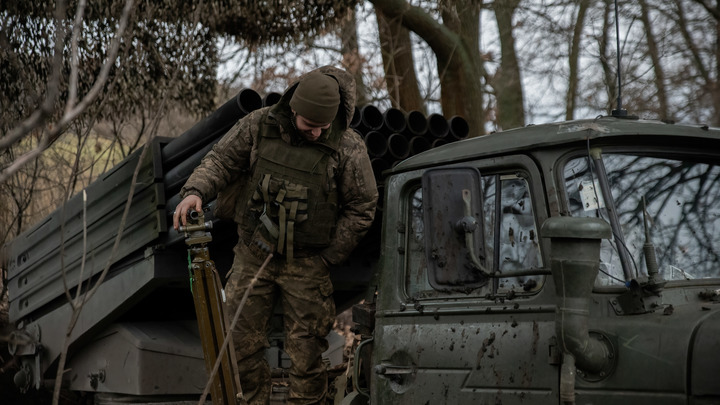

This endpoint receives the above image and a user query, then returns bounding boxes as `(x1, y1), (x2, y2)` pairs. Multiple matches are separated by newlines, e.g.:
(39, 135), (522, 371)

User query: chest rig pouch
(240, 116), (340, 261)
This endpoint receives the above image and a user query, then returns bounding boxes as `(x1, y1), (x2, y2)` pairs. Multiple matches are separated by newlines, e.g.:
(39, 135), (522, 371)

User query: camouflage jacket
(180, 66), (378, 264)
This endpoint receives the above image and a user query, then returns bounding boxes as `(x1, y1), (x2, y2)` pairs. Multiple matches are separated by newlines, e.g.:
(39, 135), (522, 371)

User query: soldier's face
(294, 113), (331, 142)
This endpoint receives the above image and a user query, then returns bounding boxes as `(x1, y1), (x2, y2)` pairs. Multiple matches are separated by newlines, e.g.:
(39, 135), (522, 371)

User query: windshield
(564, 152), (720, 286)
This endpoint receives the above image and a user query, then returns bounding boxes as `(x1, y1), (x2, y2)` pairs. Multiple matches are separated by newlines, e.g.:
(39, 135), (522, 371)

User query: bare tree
(670, 0), (719, 125)
(566, 0), (591, 120)
(638, 0), (670, 120)
(1, 0), (135, 182)
(370, 0), (486, 135)
(490, 0), (525, 129)
(438, 0), (484, 122)
(340, 7), (372, 107)
(0, 1), (144, 402)
(375, 7), (425, 112)
(599, 0), (620, 114)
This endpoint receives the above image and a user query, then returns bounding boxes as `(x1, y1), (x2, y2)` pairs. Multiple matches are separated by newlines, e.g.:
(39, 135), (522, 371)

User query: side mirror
(422, 167), (487, 289)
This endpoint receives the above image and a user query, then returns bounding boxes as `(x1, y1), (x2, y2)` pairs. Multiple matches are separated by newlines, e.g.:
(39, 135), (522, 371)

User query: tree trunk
(638, 0), (670, 120)
(375, 7), (424, 112)
(716, 13), (720, 127)
(567, 0), (590, 120)
(339, 7), (370, 107)
(679, 0), (719, 126)
(491, 0), (525, 130)
(370, 0), (486, 136)
(438, 0), (481, 120)
(598, 0), (617, 114)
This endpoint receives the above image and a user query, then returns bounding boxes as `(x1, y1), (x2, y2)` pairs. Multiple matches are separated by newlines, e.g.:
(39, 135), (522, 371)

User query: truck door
(372, 156), (558, 404)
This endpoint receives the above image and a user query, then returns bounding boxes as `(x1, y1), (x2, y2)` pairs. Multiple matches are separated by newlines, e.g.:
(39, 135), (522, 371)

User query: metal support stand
(180, 210), (240, 405)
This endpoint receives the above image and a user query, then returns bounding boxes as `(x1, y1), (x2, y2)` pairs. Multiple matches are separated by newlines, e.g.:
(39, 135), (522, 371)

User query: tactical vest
(239, 113), (341, 260)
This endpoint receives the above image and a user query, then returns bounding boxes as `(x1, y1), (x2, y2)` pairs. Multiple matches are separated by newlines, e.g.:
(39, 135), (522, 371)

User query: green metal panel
(66, 321), (206, 395)
(391, 118), (720, 175)
(14, 247), (190, 389)
(6, 143), (166, 322)
(372, 159), (559, 404)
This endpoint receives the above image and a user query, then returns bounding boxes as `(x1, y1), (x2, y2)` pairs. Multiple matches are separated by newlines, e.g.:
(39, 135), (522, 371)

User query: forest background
(0, 1), (717, 402)
(0, 0), (717, 361)
(2, 0), (718, 253)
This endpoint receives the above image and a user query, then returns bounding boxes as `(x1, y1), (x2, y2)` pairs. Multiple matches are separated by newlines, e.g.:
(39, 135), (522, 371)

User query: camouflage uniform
(180, 66), (378, 404)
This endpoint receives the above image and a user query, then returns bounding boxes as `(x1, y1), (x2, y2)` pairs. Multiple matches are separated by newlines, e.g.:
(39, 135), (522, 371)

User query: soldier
(173, 66), (378, 405)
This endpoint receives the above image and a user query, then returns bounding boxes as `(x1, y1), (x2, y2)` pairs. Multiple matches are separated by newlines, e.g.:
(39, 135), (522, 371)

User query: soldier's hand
(173, 195), (203, 230)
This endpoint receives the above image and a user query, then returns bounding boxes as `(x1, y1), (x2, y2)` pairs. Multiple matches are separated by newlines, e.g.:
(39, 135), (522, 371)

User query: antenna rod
(612, 0), (627, 117)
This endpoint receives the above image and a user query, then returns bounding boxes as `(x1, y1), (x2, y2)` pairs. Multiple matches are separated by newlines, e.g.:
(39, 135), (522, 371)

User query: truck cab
(355, 117), (720, 404)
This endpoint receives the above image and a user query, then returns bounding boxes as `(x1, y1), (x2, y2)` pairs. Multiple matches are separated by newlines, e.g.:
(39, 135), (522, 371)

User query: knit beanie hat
(289, 72), (340, 124)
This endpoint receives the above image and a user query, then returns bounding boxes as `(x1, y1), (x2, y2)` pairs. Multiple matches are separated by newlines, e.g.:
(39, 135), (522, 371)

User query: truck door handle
(374, 364), (414, 375)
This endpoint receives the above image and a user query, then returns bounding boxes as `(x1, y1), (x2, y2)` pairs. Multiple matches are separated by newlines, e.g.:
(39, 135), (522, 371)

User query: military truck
(4, 88), (720, 404)
(350, 117), (720, 405)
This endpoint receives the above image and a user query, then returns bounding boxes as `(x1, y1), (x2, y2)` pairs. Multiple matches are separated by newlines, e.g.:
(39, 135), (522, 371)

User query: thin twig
(0, 0), (66, 151)
(52, 140), (149, 405)
(0, 0), (135, 185)
(52, 1), (208, 402)
(66, 0), (88, 114)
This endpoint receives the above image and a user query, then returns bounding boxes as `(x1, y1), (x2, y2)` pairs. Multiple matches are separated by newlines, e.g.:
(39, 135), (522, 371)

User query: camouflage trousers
(224, 242), (336, 405)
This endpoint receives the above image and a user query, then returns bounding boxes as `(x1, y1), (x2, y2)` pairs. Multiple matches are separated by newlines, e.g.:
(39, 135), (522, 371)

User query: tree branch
(1, 0), (135, 185)
(0, 0), (67, 151)
(370, 0), (464, 64)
